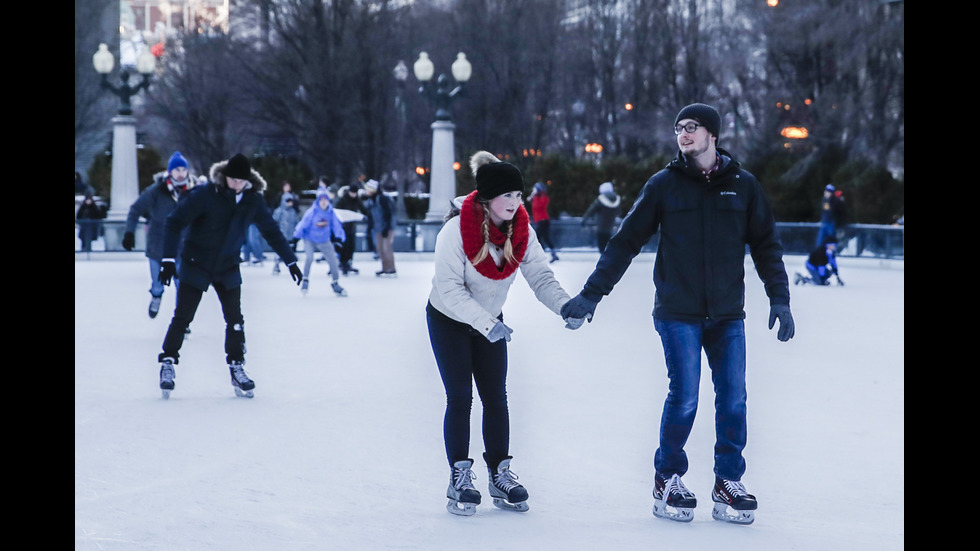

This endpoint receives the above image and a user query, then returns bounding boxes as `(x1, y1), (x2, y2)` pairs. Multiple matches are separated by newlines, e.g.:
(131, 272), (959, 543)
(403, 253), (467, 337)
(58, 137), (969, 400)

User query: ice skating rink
(75, 252), (904, 550)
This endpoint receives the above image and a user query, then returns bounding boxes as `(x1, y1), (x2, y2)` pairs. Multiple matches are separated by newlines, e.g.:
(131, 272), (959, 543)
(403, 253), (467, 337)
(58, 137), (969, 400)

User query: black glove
(122, 231), (135, 251)
(561, 293), (599, 328)
(289, 238), (299, 252)
(158, 260), (176, 286)
(287, 262), (303, 285)
(768, 304), (795, 342)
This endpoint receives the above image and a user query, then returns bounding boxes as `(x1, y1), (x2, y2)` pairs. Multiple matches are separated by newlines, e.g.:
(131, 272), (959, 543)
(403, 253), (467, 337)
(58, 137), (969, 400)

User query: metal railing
(76, 218), (903, 259)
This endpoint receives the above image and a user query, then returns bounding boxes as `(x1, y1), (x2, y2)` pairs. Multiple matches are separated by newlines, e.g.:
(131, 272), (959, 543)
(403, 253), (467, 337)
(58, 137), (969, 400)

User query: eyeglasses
(674, 122), (702, 135)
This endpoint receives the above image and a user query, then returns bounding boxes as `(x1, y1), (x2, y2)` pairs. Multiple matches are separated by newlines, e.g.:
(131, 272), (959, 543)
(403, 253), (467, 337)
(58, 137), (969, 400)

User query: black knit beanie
(674, 103), (721, 139)
(476, 162), (525, 200)
(224, 153), (252, 180)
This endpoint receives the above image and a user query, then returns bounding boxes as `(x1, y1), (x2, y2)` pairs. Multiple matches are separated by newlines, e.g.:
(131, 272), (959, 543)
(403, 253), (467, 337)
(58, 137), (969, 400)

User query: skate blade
(447, 499), (477, 516)
(711, 502), (754, 525)
(652, 500), (694, 522)
(161, 389), (171, 400)
(492, 498), (529, 512)
(234, 387), (254, 399)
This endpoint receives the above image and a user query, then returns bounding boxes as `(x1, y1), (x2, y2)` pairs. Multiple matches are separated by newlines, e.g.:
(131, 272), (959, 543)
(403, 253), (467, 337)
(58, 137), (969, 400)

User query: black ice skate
(652, 473), (697, 522)
(159, 357), (176, 399)
(331, 281), (348, 297)
(711, 477), (757, 525)
(229, 361), (255, 398)
(793, 272), (810, 285)
(447, 459), (481, 516)
(301, 278), (309, 295)
(487, 456), (529, 512)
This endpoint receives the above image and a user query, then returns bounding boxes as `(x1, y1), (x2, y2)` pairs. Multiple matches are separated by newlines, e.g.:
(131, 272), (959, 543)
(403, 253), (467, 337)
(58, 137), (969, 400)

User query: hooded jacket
(293, 188), (346, 244)
(581, 148), (790, 321)
(162, 158), (297, 290)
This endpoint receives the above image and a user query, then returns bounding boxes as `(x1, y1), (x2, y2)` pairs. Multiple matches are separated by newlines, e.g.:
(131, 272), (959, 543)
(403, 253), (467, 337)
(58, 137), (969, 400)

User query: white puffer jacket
(428, 215), (571, 337)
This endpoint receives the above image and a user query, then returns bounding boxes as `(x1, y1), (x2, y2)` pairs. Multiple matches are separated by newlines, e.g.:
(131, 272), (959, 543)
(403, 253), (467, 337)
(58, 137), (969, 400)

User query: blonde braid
(502, 221), (516, 265)
(470, 203), (492, 266)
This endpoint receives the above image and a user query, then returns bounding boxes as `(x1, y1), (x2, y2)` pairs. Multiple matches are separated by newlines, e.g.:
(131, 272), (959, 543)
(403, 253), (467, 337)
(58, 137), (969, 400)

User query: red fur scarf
(459, 191), (529, 280)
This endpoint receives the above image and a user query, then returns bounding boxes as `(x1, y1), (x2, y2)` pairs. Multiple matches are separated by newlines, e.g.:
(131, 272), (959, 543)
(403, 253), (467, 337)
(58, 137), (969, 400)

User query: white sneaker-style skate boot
(653, 473), (697, 522)
(446, 459), (481, 516)
(487, 456), (529, 512)
(159, 357), (176, 399)
(229, 361), (255, 398)
(711, 477), (757, 525)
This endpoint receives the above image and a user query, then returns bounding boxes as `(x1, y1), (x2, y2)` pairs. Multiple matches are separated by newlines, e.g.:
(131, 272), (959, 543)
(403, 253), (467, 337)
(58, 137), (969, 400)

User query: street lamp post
(414, 52), (471, 222)
(392, 60), (409, 220)
(92, 42), (156, 248)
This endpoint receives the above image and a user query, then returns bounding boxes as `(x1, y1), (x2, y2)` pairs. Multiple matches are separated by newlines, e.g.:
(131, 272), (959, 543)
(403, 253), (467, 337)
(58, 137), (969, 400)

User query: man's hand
(158, 260), (176, 286)
(287, 262), (303, 285)
(768, 304), (795, 342)
(561, 294), (598, 329)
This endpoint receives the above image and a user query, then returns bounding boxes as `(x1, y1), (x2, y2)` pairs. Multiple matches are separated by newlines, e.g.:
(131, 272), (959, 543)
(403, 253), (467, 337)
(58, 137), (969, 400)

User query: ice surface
(75, 252), (904, 550)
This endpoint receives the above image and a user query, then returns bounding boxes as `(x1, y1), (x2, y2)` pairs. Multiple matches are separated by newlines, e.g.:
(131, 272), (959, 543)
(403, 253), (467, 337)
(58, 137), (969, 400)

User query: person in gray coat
(581, 181), (622, 252)
(122, 151), (194, 318)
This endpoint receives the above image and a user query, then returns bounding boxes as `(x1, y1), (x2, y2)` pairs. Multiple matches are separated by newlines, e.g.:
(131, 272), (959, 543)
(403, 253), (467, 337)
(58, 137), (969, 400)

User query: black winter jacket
(125, 173), (191, 261)
(582, 148), (790, 321)
(163, 159), (297, 291)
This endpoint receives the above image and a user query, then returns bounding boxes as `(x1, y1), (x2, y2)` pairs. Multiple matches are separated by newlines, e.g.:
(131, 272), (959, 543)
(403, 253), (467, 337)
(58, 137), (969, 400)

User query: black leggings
(426, 302), (510, 468)
(161, 282), (244, 364)
(535, 219), (557, 252)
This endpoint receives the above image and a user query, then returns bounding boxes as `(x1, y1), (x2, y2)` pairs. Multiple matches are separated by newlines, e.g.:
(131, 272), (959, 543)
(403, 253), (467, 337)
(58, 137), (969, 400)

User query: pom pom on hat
(470, 151), (524, 200)
(224, 153), (252, 180)
(674, 103), (721, 138)
(167, 151), (189, 172)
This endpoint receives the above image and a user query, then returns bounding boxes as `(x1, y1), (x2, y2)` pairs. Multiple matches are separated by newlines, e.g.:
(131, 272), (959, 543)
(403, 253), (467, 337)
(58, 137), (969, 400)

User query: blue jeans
(653, 318), (747, 481)
(148, 258), (180, 298)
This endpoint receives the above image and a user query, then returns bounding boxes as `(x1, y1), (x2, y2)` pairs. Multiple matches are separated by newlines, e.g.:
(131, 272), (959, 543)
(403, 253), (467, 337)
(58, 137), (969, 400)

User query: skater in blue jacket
(293, 187), (347, 296)
(795, 236), (843, 286)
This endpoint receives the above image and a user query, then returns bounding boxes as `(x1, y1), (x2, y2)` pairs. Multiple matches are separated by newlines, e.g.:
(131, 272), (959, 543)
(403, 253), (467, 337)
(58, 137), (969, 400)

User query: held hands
(158, 260), (176, 286)
(287, 262), (303, 285)
(768, 304), (795, 342)
(122, 231), (135, 251)
(486, 321), (514, 343)
(561, 293), (598, 330)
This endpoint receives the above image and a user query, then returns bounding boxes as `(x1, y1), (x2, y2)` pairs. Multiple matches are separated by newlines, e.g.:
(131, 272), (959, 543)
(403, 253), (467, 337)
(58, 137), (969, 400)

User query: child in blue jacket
(294, 187), (347, 296)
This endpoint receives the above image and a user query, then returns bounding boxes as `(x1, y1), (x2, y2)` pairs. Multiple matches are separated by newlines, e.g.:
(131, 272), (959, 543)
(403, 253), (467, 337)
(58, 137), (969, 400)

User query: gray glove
(564, 316), (587, 330)
(768, 304), (795, 342)
(486, 321), (513, 343)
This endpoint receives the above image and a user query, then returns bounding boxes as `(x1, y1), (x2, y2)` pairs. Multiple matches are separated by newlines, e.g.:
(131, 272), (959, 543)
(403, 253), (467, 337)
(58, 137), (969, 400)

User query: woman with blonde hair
(426, 151), (574, 516)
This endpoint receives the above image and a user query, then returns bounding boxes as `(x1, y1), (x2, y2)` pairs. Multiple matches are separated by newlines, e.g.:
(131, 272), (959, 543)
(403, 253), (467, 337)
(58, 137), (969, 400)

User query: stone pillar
(425, 120), (457, 222)
(103, 115), (140, 250)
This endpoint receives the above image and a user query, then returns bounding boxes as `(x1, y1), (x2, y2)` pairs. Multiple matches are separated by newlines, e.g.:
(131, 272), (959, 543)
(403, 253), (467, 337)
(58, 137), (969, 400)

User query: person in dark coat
(154, 153), (303, 399)
(580, 181), (622, 252)
(561, 103), (795, 525)
(794, 236), (843, 286)
(76, 193), (107, 251)
(123, 151), (195, 318)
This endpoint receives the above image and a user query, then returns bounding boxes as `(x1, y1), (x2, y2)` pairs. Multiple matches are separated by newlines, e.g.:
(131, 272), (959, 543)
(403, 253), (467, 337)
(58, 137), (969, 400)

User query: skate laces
(229, 362), (251, 383)
(721, 479), (748, 497)
(493, 467), (521, 492)
(160, 359), (175, 380)
(664, 474), (694, 499)
(453, 466), (476, 490)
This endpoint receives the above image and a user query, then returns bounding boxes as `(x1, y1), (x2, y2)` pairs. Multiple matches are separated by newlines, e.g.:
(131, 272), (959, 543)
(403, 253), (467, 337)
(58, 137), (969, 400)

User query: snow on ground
(75, 252), (904, 550)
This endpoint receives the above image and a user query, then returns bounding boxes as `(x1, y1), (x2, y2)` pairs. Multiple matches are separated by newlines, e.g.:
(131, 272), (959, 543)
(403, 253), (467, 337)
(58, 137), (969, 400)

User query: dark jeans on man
(161, 282), (245, 364)
(653, 318), (748, 481)
(426, 302), (510, 467)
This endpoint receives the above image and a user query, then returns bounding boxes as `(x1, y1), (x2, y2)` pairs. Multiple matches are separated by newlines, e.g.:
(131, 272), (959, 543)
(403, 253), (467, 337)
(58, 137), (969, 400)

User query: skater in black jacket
(155, 153), (303, 399)
(562, 103), (795, 525)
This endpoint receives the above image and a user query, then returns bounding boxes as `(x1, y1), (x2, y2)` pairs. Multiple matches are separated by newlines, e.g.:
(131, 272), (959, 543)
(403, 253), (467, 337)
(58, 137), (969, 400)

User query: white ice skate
(652, 473), (696, 522)
(488, 457), (529, 512)
(447, 459), (481, 516)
